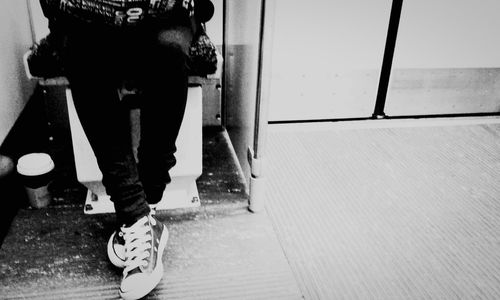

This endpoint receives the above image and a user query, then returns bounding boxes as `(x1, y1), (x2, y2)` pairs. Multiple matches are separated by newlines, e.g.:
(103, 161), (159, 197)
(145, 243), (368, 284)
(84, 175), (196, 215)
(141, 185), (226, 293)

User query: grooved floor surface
(0, 128), (302, 299)
(265, 119), (500, 300)
(0, 208), (301, 300)
(3, 120), (500, 299)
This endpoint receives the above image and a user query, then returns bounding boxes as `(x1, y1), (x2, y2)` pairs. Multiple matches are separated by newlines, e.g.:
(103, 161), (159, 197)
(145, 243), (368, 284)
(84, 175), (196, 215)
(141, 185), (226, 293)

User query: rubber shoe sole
(107, 231), (126, 268)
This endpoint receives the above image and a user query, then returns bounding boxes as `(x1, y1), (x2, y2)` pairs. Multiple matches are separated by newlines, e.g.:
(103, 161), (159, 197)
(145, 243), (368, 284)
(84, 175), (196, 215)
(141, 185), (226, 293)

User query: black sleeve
(194, 0), (214, 23)
(39, 0), (58, 19)
(38, 1), (67, 36)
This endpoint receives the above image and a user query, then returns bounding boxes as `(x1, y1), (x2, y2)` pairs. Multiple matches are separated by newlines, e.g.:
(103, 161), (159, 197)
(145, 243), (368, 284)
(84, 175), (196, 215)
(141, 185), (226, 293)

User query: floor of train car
(0, 127), (301, 299)
(2, 118), (500, 299)
(265, 117), (500, 299)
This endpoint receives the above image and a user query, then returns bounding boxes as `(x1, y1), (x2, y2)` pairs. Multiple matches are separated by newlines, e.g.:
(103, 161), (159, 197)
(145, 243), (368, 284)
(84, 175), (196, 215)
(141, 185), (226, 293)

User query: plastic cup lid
(16, 153), (55, 176)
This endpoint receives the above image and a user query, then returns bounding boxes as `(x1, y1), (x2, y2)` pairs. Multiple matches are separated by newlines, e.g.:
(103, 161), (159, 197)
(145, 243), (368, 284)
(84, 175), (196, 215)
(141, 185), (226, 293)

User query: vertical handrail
(221, 0), (228, 127)
(248, 0), (276, 212)
(373, 0), (404, 119)
(253, 0), (276, 158)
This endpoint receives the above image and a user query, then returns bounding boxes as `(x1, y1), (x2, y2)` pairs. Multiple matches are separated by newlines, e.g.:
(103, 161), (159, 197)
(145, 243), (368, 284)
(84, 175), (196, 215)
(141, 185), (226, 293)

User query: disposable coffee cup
(16, 153), (55, 208)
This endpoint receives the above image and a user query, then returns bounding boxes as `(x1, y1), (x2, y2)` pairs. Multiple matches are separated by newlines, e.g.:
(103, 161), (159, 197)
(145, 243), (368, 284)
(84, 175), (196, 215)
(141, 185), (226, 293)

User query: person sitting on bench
(38, 1), (213, 299)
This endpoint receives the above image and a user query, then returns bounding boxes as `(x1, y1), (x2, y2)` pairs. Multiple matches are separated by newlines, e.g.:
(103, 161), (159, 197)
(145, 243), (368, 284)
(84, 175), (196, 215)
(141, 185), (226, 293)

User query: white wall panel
(28, 0), (49, 42)
(386, 0), (500, 116)
(205, 0), (223, 46)
(0, 1), (36, 145)
(268, 0), (392, 121)
(392, 0), (500, 69)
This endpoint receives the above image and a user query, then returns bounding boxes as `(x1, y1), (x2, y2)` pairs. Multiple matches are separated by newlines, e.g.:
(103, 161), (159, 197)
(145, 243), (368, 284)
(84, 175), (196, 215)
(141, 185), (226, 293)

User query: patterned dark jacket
(39, 0), (214, 28)
(33, 0), (217, 77)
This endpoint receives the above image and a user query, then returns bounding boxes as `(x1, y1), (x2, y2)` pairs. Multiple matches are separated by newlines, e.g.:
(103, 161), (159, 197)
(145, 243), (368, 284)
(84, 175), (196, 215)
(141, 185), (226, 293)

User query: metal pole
(372, 0), (403, 119)
(248, 0), (276, 212)
(221, 0), (228, 127)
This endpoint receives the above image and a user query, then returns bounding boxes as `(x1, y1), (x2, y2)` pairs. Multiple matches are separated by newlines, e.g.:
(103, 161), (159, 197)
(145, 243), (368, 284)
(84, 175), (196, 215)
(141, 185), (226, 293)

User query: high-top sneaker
(107, 205), (158, 268)
(118, 213), (168, 300)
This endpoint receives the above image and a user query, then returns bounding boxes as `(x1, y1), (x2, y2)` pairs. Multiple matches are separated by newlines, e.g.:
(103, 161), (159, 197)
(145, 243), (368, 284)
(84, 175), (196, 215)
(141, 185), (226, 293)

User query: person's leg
(137, 25), (194, 204)
(63, 27), (150, 226)
(116, 23), (194, 300)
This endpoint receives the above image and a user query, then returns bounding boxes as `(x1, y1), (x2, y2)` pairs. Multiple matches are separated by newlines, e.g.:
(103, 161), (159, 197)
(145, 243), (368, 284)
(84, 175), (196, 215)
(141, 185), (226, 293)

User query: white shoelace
(122, 216), (154, 274)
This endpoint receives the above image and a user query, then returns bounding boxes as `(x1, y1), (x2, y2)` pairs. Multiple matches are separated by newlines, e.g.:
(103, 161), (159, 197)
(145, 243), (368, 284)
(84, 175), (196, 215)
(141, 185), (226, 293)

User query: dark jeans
(63, 20), (194, 225)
